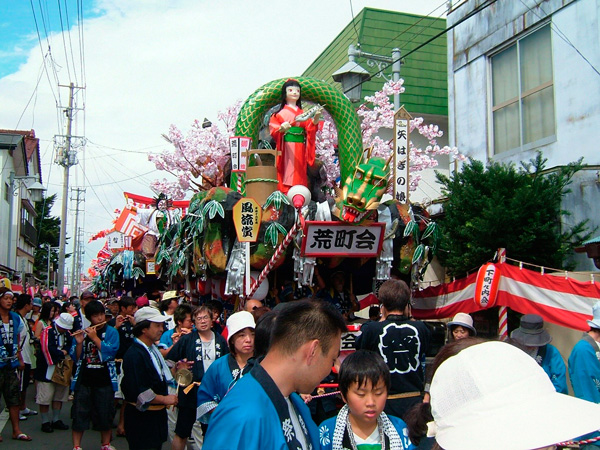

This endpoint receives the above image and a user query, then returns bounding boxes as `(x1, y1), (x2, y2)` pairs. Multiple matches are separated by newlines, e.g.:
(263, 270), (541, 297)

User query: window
(491, 24), (555, 154)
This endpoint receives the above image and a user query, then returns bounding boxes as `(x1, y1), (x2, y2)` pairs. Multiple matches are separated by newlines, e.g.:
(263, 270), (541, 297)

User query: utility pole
(56, 83), (84, 295)
(76, 226), (85, 294)
(46, 243), (51, 287)
(70, 187), (86, 297)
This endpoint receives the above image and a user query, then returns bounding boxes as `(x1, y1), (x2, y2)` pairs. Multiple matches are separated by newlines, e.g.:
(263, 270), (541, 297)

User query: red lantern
(474, 263), (501, 308)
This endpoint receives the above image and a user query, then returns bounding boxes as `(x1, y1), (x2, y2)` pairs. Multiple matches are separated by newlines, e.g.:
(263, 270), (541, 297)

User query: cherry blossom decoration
(148, 101), (241, 200)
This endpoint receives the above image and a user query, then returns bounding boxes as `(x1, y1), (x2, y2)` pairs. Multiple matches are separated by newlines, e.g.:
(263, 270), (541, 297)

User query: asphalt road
(0, 386), (127, 449)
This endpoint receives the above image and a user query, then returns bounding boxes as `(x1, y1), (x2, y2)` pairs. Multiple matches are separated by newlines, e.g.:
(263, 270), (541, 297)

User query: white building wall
(448, 0), (600, 270)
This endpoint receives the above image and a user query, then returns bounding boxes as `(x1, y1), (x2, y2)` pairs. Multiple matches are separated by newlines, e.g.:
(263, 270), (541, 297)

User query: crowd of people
(0, 280), (599, 449)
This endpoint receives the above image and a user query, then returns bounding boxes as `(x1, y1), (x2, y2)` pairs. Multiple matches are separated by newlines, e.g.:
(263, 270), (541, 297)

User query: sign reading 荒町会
(301, 221), (385, 258)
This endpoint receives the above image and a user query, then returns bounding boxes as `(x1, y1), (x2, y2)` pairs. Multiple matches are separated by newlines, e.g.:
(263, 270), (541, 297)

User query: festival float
(140, 76), (447, 307)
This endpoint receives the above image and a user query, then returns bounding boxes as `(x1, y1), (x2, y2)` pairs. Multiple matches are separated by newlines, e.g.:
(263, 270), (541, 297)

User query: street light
(6, 172), (46, 271)
(333, 44), (402, 109)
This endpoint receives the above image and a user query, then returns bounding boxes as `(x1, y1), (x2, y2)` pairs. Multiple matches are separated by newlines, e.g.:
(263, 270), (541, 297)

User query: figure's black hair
(276, 79), (302, 112)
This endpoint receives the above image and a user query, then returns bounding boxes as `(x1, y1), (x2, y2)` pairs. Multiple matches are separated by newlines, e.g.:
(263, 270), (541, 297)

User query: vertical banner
(393, 106), (412, 204)
(233, 198), (262, 296)
(229, 136), (252, 195)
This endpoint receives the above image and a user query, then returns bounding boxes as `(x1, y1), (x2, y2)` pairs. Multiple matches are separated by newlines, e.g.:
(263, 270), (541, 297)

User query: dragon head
(340, 151), (391, 223)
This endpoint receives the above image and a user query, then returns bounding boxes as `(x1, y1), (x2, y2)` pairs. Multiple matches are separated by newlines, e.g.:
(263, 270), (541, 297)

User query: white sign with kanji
(301, 221), (385, 257)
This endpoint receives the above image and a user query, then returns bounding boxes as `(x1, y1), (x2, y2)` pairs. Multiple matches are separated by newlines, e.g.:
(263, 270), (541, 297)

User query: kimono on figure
(122, 338), (173, 449)
(196, 353), (253, 423)
(318, 405), (415, 450)
(269, 104), (318, 194)
(203, 363), (320, 450)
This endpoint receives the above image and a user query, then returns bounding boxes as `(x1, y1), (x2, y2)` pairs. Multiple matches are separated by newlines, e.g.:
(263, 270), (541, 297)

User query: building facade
(447, 0), (600, 270)
(0, 129), (42, 283)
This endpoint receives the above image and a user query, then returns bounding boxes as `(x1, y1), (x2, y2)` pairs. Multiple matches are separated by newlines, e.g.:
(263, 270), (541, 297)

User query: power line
(62, 0), (80, 84)
(340, 0), (500, 96)
(519, 0), (600, 78)
(348, 0), (361, 42)
(29, 0), (60, 106)
(338, 0), (449, 87)
(56, 0), (73, 82)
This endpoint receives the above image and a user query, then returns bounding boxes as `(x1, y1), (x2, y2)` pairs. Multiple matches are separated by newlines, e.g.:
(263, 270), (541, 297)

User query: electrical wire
(348, 0), (361, 42)
(340, 0), (500, 96)
(519, 0), (600, 78)
(338, 0), (449, 86)
(56, 0), (73, 83)
(29, 0), (60, 106)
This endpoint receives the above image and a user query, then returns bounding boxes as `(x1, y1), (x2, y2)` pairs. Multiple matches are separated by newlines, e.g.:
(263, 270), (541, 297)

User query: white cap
(226, 311), (255, 338)
(55, 313), (74, 330)
(429, 341), (600, 449)
(135, 306), (169, 323)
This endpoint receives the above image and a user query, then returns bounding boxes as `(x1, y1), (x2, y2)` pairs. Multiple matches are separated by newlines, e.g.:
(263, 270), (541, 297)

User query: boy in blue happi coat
(319, 350), (415, 450)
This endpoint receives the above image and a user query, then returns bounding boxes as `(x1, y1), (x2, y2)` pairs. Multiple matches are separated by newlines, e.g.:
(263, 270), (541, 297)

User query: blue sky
(0, 1), (101, 78)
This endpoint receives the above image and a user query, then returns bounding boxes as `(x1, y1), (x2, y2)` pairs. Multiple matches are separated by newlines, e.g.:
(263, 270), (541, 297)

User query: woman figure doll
(269, 79), (321, 194)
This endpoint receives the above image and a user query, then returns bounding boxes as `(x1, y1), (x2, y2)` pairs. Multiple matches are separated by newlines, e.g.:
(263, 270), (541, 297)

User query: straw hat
(429, 341), (600, 449)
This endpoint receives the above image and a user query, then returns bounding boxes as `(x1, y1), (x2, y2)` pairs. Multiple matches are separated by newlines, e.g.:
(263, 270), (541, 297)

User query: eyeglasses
(196, 315), (211, 322)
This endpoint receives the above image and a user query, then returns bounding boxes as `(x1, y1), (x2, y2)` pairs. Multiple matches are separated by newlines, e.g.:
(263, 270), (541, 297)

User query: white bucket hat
(447, 312), (476, 335)
(55, 313), (74, 330)
(429, 341), (600, 450)
(227, 311), (255, 338)
(587, 300), (600, 329)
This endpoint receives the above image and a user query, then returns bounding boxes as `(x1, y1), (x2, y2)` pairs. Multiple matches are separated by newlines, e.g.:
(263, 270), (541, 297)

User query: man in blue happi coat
(569, 301), (600, 449)
(203, 300), (347, 450)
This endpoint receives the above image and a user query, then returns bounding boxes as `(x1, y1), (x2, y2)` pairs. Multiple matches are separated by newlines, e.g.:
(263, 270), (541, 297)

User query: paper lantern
(474, 263), (501, 308)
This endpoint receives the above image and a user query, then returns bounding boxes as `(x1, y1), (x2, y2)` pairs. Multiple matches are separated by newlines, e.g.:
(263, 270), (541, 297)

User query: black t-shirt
(79, 325), (111, 387)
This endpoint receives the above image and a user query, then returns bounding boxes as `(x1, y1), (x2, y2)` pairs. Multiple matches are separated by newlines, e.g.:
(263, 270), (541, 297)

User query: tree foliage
(33, 194), (61, 284)
(435, 153), (592, 277)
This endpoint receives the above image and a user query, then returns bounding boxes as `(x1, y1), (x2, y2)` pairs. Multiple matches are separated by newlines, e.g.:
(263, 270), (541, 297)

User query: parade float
(141, 76), (453, 306)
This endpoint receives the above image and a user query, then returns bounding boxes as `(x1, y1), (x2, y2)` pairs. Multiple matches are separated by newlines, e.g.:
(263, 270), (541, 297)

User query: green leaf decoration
(421, 222), (437, 240)
(264, 191), (290, 210)
(193, 214), (205, 234)
(265, 222), (288, 247)
(156, 249), (170, 264)
(132, 267), (145, 280)
(403, 220), (418, 239)
(203, 200), (225, 219)
(412, 244), (425, 265)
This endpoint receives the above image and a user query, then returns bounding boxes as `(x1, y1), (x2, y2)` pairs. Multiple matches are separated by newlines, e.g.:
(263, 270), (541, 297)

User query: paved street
(0, 388), (126, 449)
